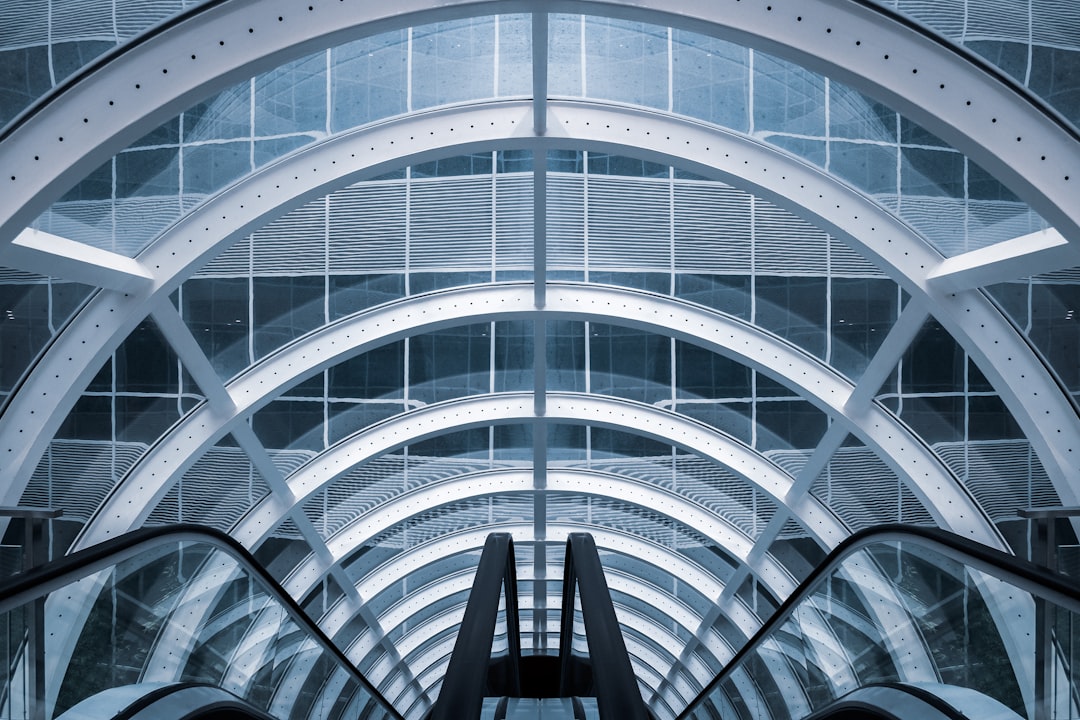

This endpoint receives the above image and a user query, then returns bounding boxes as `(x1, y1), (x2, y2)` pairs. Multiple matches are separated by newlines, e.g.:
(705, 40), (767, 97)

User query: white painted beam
(927, 228), (1080, 291)
(3, 228), (153, 291)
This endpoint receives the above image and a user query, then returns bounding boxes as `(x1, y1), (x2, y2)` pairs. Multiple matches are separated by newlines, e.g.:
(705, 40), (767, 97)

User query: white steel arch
(345, 521), (766, 720)
(2, 0), (1078, 257)
(360, 565), (730, 664)
(345, 564), (736, 687)
(6, 91), (1062, 716)
(73, 282), (996, 553)
(149, 469), (758, 709)
(389, 598), (708, 703)
(335, 520), (937, 717)
(3, 101), (1068, 553)
(281, 468), (797, 601)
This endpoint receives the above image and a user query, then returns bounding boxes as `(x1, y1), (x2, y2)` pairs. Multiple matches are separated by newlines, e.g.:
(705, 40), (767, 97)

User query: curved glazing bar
(6, 0), (1071, 146)
(23, 10), (1049, 262)
(174, 158), (893, 385)
(33, 15), (528, 258)
(8, 97), (1070, 555)
(874, 0), (1080, 132)
(0, 524), (401, 720)
(550, 15), (1048, 259)
(679, 524), (1080, 720)
(0, 0), (221, 131)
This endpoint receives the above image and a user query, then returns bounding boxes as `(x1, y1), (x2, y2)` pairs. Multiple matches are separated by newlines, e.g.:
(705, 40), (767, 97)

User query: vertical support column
(532, 9), (550, 654)
(1032, 516), (1050, 720)
(25, 519), (44, 720)
(532, 11), (548, 138)
(534, 420), (548, 653)
(531, 160), (548, 651)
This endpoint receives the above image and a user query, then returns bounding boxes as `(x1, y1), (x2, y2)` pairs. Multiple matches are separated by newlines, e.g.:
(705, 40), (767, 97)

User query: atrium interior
(1, 1), (1079, 719)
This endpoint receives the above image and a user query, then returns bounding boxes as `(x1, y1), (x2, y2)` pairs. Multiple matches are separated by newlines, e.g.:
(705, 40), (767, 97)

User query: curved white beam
(346, 564), (737, 708)
(4, 92), (1054, 712)
(241, 392), (847, 550)
(395, 616), (696, 716)
(0, 99), (1054, 708)
(8, 102), (1062, 553)
(75, 281), (994, 551)
(298, 472), (767, 705)
(359, 565), (730, 664)
(388, 596), (708, 696)
(339, 521), (851, 720)
(342, 526), (931, 720)
(311, 471), (855, 711)
(75, 284), (861, 549)
(282, 468), (796, 602)
(3, 0), (1078, 258)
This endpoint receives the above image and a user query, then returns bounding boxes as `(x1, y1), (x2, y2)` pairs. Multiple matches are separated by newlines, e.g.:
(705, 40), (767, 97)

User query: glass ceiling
(1, 2), (1079, 718)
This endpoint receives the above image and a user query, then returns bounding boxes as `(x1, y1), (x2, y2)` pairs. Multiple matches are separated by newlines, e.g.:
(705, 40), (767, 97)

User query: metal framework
(558, 532), (652, 719)
(2, 0), (1079, 716)
(343, 564), (735, 694)
(2, 101), (1075, 542)
(2, 0), (1080, 250)
(73, 279), (995, 552)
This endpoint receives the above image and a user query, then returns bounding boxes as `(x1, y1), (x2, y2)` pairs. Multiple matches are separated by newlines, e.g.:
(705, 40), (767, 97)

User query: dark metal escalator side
(111, 683), (279, 720)
(800, 684), (971, 720)
(0, 522), (403, 720)
(429, 532), (522, 720)
(428, 532), (651, 720)
(558, 533), (650, 720)
(677, 523), (1080, 720)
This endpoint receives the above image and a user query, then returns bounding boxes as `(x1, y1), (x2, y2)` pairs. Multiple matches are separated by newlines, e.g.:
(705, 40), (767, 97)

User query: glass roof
(1, 2), (1079, 718)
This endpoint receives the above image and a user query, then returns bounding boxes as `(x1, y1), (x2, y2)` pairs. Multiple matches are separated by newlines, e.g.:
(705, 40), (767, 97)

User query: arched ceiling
(1, 2), (1078, 719)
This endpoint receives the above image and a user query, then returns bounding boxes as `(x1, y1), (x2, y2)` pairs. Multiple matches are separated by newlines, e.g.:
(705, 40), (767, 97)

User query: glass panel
(0, 273), (93, 395)
(672, 31), (750, 130)
(0, 0), (197, 129)
(808, 438), (933, 532)
(894, 0), (1080, 128)
(589, 324), (670, 404)
(684, 532), (1077, 720)
(146, 439), (274, 532)
(409, 325), (491, 405)
(31, 17), (513, 259)
(412, 18), (497, 109)
(986, 273), (1080, 399)
(562, 20), (1050, 259)
(0, 533), (395, 719)
(583, 17), (668, 110)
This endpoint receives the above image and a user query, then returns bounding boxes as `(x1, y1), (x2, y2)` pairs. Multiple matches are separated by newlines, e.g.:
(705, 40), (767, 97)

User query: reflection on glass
(0, 274), (92, 394)
(0, 533), (395, 720)
(684, 532), (1080, 720)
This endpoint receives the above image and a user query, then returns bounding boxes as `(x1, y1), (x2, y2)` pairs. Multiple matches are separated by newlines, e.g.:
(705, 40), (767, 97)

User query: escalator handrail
(677, 523), (1080, 718)
(429, 532), (521, 719)
(801, 683), (968, 720)
(559, 532), (651, 720)
(0, 522), (404, 720)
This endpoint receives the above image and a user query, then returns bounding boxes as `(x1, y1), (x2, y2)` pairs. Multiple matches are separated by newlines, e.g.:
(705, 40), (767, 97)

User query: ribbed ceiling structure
(1, 1), (1079, 718)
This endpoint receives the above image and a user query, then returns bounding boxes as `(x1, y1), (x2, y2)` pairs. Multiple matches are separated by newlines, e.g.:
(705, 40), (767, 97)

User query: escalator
(3, 522), (1079, 720)
(427, 532), (651, 720)
(432, 525), (1080, 720)
(0, 524), (401, 720)
(677, 524), (1080, 720)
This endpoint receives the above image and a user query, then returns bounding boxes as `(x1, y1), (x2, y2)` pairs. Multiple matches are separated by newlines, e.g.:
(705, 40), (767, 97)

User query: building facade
(1, 1), (1079, 718)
